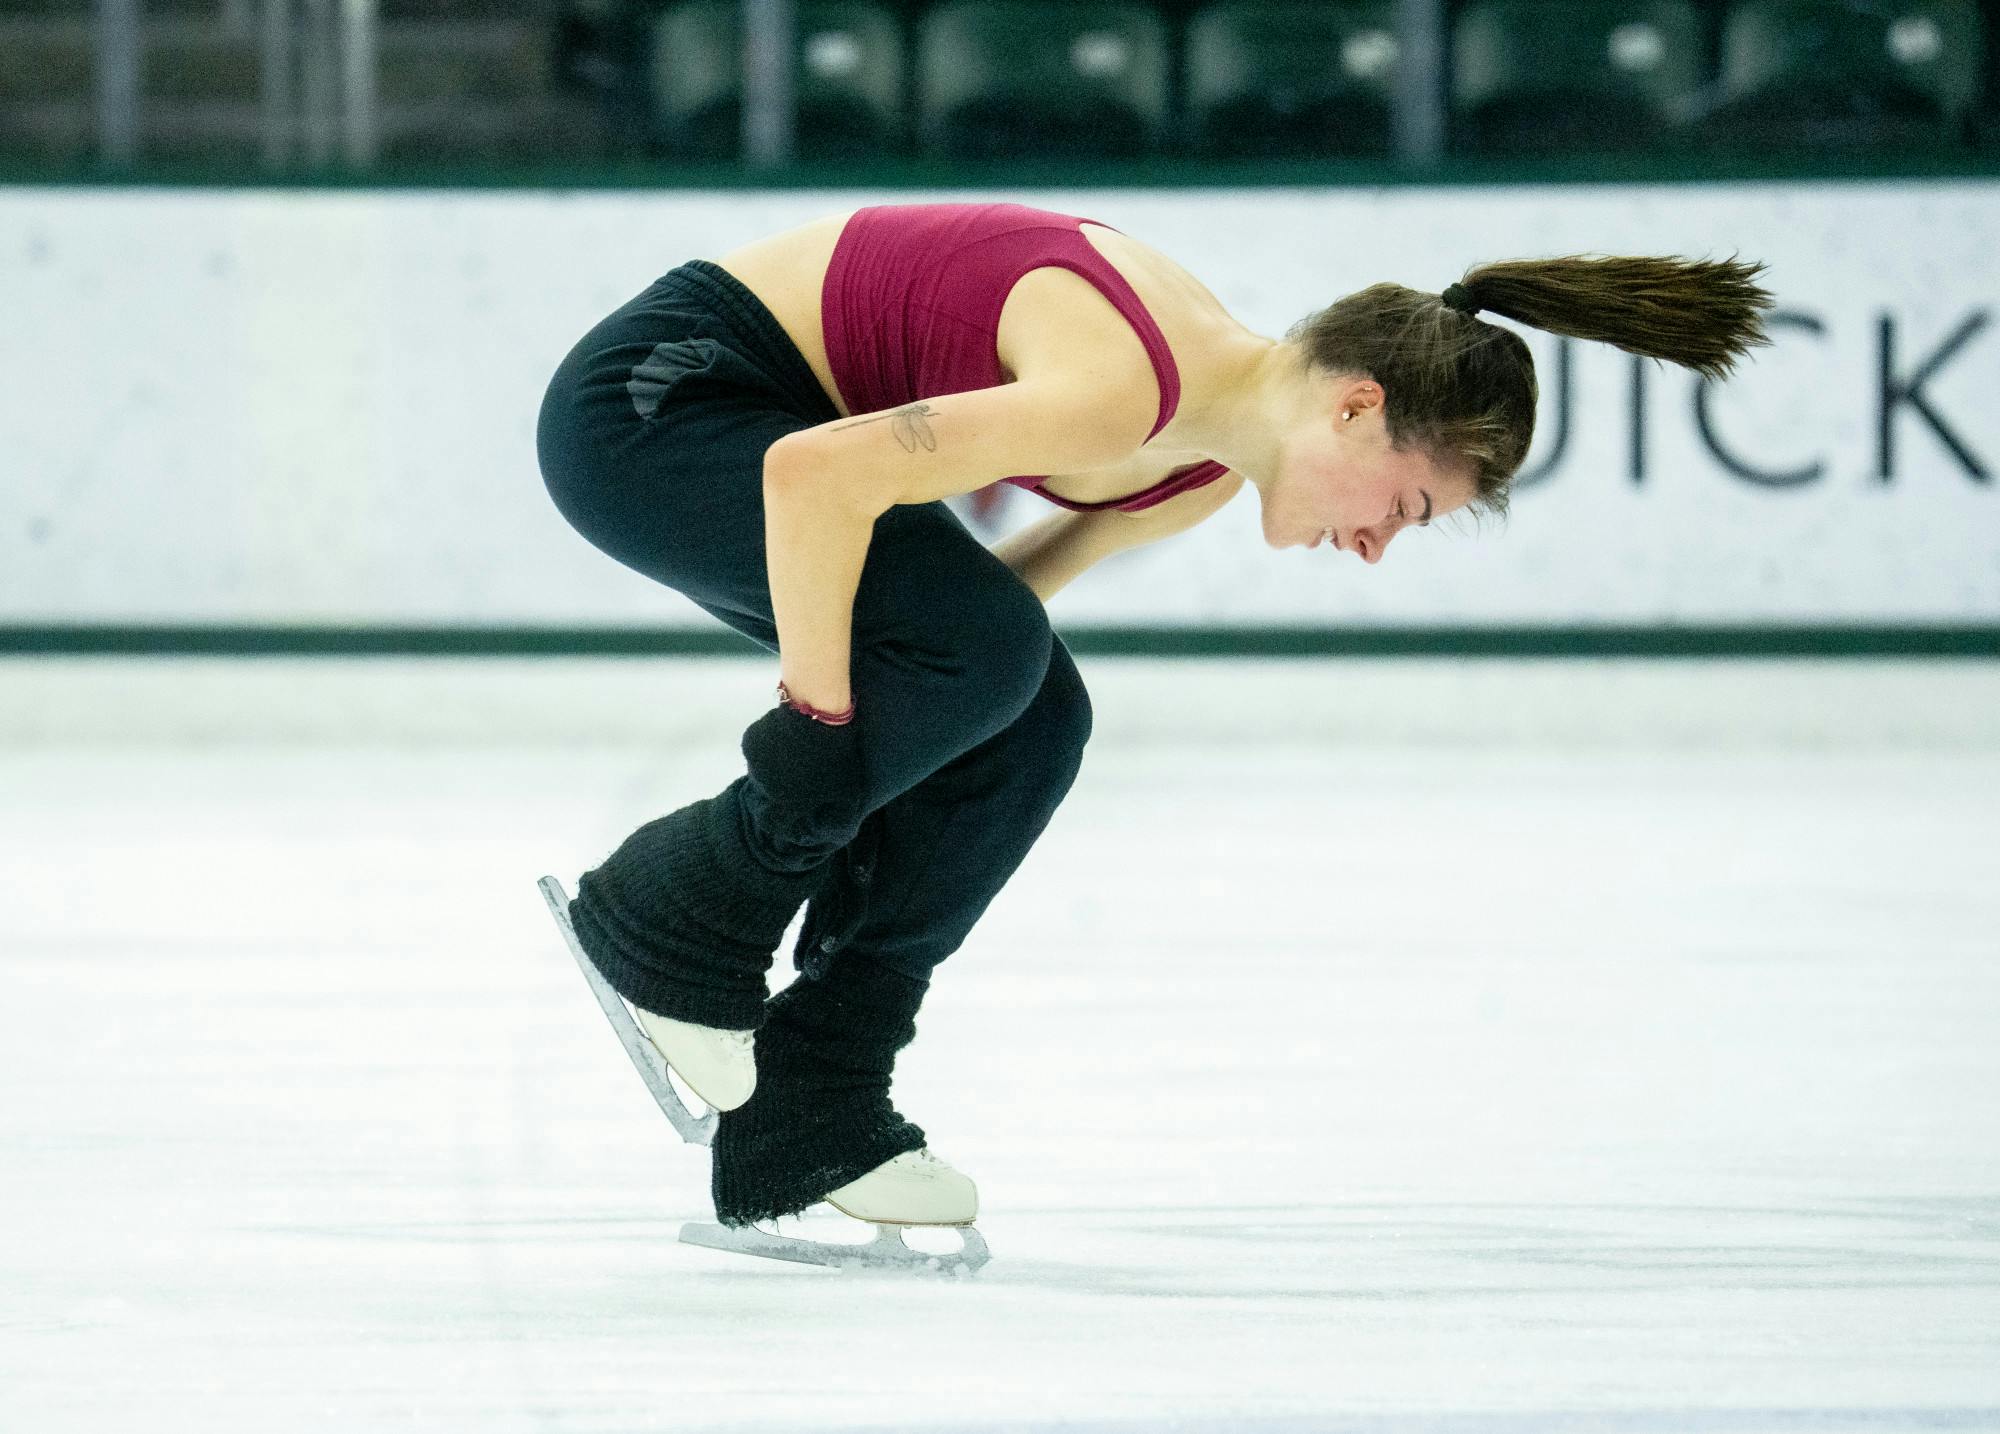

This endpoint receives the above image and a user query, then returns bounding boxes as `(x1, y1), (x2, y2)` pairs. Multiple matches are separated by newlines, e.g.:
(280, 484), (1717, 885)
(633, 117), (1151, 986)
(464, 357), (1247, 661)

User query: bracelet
(777, 679), (856, 726)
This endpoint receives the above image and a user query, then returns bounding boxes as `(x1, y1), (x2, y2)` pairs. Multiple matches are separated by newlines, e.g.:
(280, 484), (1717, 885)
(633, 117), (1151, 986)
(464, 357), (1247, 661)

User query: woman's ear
(1337, 379), (1384, 422)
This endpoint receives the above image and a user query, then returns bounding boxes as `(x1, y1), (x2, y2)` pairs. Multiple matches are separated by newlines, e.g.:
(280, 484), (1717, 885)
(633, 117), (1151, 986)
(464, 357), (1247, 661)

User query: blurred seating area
(2, 0), (1995, 168)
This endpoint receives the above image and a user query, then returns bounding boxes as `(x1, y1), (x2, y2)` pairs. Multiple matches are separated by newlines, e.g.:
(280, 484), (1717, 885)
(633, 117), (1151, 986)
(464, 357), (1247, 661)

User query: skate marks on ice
(540, 852), (1994, 1287)
(805, 1411), (2000, 1434)
(539, 876), (992, 1278)
(963, 1197), (2000, 1303)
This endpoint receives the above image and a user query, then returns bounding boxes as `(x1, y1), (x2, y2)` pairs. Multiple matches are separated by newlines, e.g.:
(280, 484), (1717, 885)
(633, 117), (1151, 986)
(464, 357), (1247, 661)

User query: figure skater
(535, 200), (1774, 1247)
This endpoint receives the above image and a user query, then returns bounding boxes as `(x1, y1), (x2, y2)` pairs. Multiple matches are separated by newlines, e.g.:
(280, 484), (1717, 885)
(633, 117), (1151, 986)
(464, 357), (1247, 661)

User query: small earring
(1343, 412), (1354, 422)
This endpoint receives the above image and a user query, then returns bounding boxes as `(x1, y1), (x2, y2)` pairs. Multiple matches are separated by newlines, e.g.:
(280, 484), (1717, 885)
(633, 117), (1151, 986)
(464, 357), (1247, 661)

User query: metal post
(743, 0), (796, 169)
(262, 0), (296, 169)
(95, 0), (142, 167)
(300, 0), (334, 167)
(339, 0), (378, 168)
(1391, 0), (1446, 169)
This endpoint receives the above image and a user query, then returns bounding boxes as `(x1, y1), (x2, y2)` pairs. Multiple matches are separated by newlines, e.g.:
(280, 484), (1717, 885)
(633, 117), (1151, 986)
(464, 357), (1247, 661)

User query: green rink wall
(3, 624), (1995, 659)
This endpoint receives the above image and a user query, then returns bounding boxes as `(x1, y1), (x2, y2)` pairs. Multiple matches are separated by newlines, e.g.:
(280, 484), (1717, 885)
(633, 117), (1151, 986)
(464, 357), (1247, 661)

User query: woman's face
(1266, 380), (1478, 563)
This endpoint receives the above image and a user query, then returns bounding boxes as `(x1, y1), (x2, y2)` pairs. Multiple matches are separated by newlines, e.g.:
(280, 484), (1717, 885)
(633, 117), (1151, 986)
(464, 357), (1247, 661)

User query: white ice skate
(679, 1148), (990, 1276)
(827, 1147), (977, 1225)
(540, 880), (756, 1112)
(538, 875), (992, 1276)
(539, 875), (728, 1143)
(630, 1007), (756, 1112)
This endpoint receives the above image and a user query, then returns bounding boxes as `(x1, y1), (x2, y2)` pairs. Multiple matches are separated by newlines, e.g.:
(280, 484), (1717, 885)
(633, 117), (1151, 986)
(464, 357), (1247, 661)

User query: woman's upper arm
(765, 370), (1158, 516)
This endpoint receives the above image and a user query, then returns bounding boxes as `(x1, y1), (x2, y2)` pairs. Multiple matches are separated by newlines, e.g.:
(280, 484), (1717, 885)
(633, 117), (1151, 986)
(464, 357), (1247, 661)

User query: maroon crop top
(819, 202), (1233, 514)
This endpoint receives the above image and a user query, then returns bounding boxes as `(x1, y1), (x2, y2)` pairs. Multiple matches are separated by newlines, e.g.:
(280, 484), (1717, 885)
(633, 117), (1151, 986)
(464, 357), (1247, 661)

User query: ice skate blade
(538, 875), (716, 1147)
(679, 1219), (991, 1277)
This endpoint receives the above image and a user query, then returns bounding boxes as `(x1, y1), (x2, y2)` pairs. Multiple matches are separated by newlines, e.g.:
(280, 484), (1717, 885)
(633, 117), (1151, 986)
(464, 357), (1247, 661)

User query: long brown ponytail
(1286, 254), (1777, 518)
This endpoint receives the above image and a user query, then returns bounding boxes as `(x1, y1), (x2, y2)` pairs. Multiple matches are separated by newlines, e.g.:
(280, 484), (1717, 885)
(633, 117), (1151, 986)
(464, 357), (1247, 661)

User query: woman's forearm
(988, 509), (1115, 605)
(763, 462), (878, 714)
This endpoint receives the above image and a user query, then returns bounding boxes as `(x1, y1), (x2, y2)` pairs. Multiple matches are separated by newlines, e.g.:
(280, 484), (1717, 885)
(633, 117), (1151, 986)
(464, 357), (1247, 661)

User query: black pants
(536, 259), (1094, 988)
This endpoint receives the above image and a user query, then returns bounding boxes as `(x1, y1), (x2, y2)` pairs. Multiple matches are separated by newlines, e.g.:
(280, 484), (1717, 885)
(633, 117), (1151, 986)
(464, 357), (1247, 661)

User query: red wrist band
(777, 680), (856, 726)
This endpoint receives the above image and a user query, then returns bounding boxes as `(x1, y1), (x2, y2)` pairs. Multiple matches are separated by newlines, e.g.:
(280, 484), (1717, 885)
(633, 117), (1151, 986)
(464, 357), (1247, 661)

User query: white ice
(2, 657), (1997, 1434)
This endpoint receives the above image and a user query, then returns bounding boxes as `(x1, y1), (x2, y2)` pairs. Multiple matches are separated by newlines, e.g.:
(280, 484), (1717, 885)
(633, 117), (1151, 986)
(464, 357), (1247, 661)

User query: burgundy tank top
(819, 202), (1232, 514)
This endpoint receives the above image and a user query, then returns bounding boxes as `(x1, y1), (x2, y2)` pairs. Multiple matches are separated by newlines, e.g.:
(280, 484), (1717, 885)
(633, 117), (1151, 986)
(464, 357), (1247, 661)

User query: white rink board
(1, 181), (1996, 625)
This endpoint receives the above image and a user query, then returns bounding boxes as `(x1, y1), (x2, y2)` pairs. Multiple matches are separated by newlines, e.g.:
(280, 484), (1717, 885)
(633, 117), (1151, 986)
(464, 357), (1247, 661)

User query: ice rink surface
(2, 658), (1997, 1434)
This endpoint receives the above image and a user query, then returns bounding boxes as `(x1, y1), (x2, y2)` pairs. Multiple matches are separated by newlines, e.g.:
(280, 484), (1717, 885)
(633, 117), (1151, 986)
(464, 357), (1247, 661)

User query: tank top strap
(1043, 215), (1182, 442)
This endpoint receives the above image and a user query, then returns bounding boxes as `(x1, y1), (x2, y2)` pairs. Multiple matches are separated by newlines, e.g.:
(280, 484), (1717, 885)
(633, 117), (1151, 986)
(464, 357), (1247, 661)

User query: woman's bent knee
(1039, 637), (1093, 761)
(971, 578), (1057, 716)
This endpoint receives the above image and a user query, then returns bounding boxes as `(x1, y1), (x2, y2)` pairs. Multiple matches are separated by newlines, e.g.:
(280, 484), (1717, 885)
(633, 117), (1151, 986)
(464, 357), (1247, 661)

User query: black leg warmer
(710, 952), (931, 1226)
(570, 777), (818, 1029)
(568, 703), (871, 1031)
